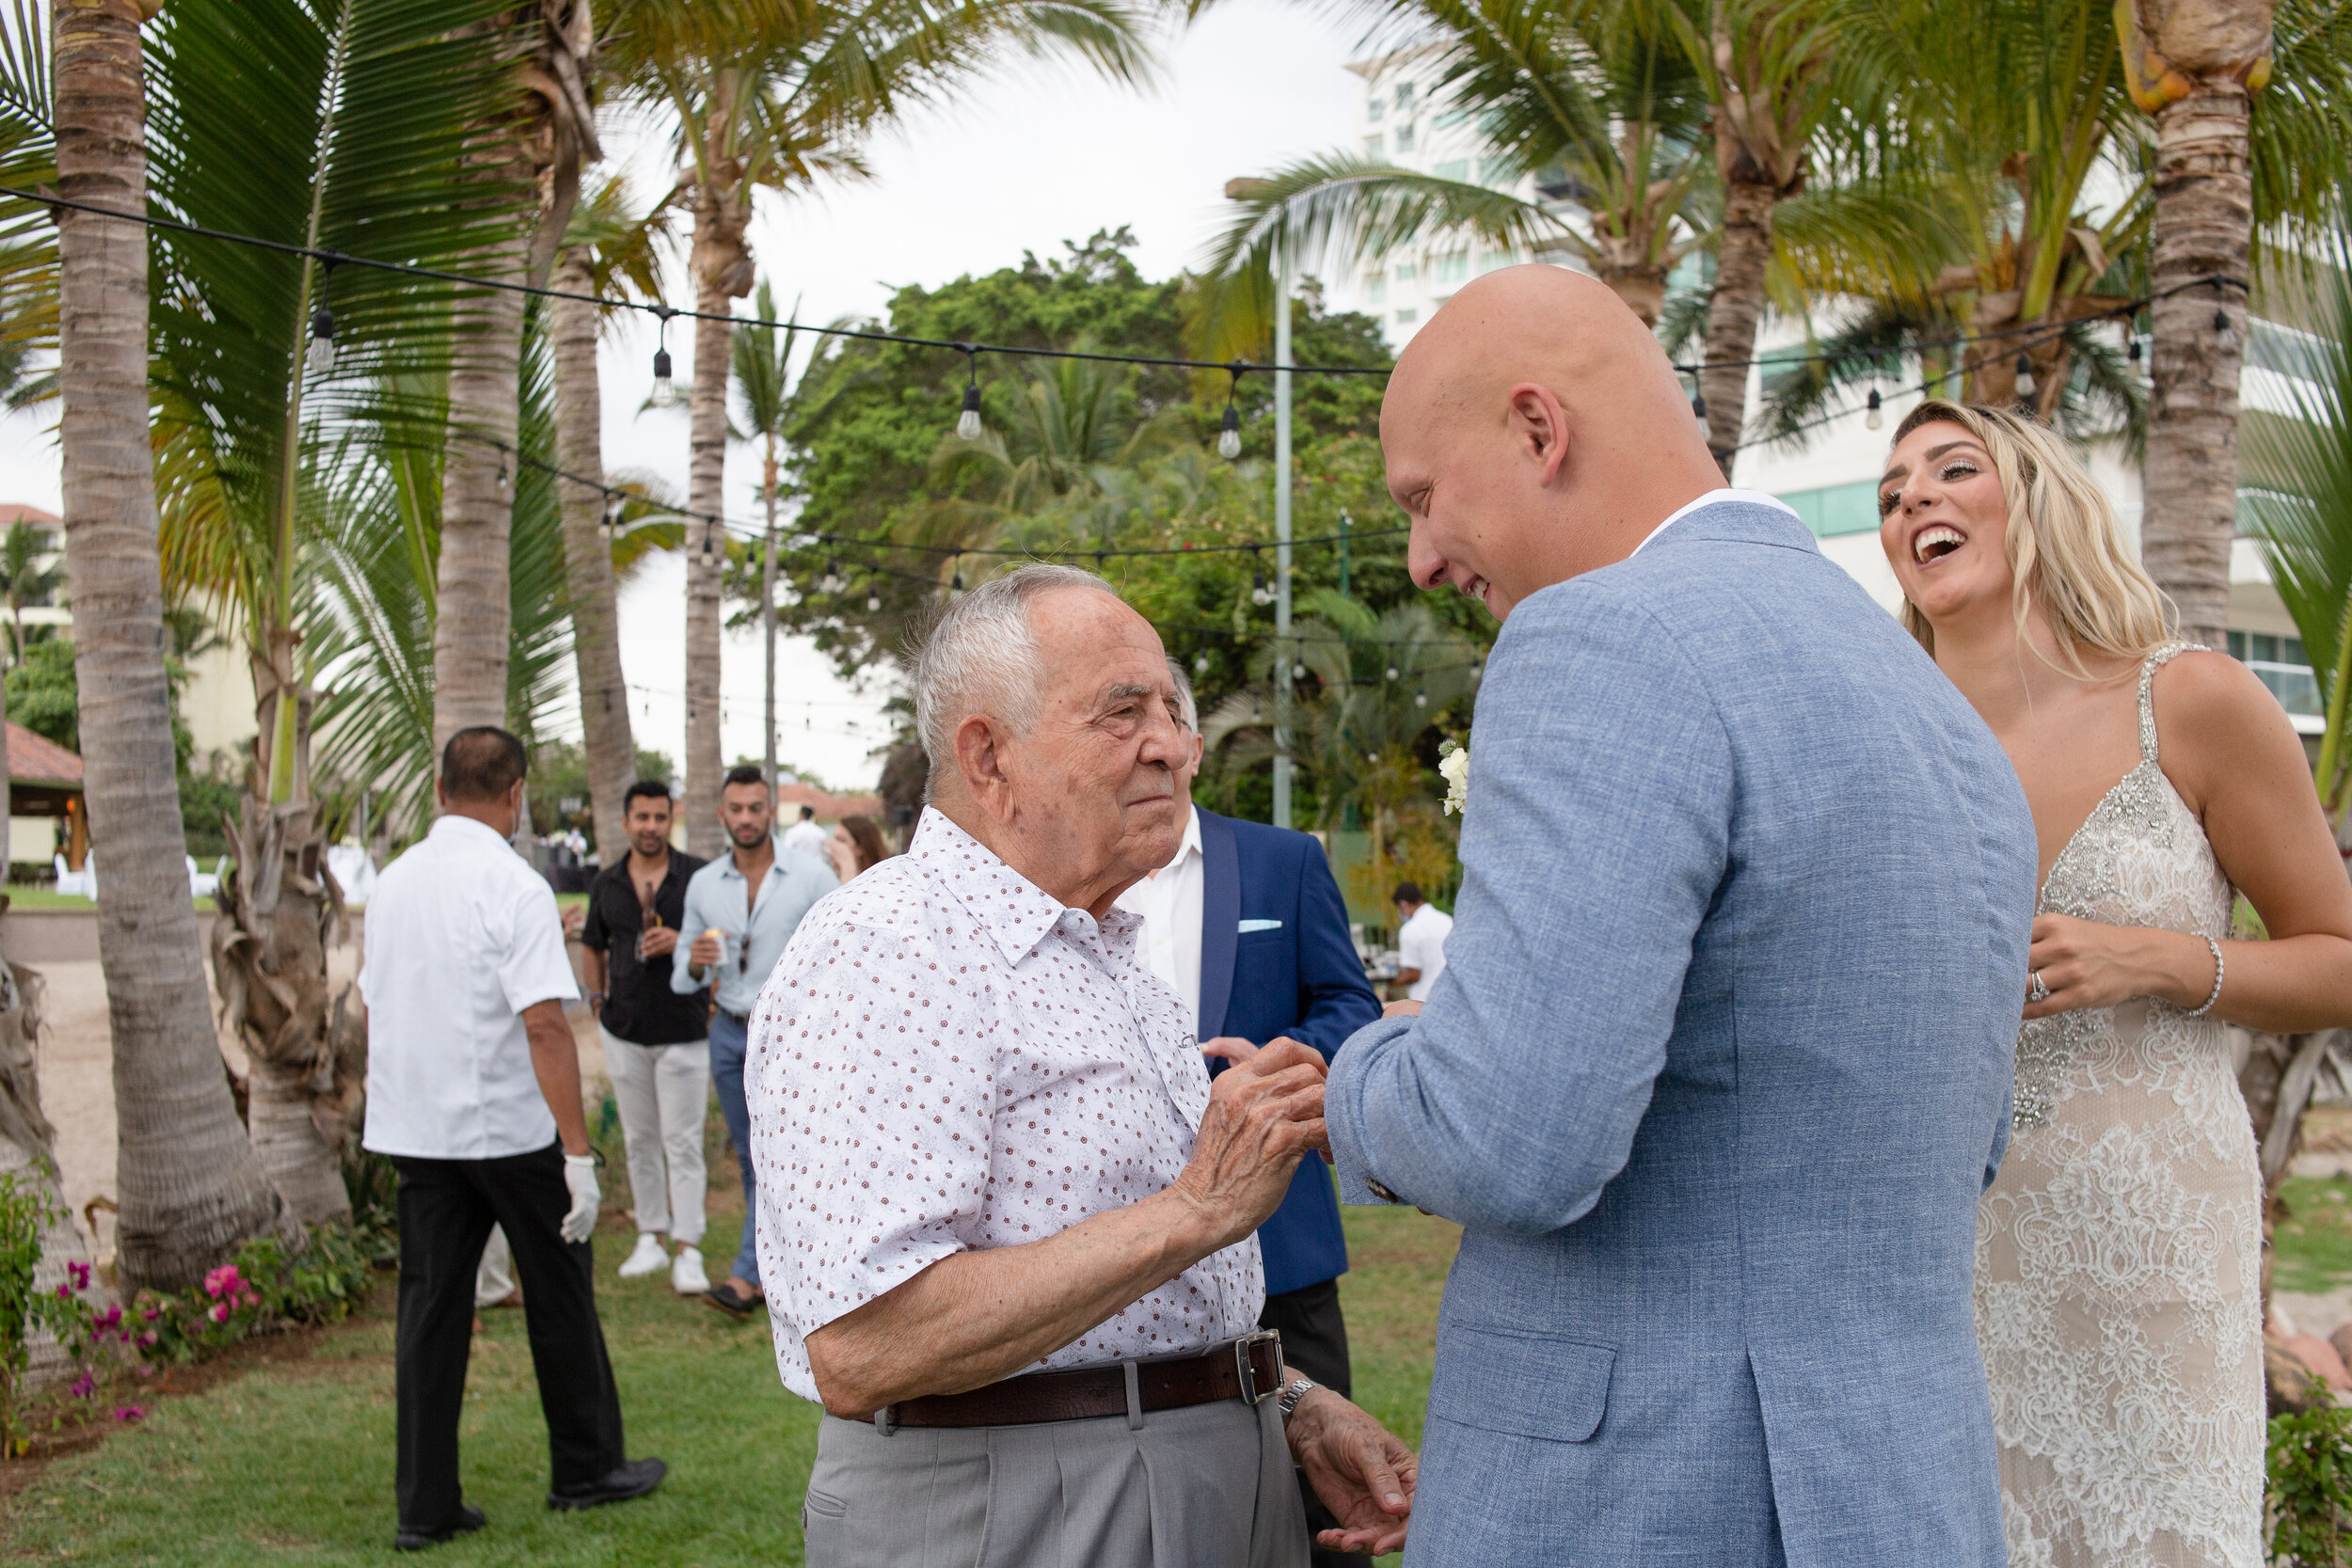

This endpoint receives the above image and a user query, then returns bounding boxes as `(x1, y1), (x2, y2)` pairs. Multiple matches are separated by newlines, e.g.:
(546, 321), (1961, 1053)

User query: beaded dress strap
(2137, 641), (2206, 764)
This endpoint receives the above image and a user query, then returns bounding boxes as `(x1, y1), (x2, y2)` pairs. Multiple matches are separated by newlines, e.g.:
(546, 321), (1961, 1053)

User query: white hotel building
(1333, 48), (2321, 739)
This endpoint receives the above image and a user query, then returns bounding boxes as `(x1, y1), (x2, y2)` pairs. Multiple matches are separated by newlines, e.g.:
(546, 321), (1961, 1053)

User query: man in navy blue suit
(1115, 658), (1383, 1568)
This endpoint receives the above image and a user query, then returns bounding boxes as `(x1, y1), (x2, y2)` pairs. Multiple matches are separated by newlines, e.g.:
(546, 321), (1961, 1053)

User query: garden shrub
(2273, 1386), (2352, 1565)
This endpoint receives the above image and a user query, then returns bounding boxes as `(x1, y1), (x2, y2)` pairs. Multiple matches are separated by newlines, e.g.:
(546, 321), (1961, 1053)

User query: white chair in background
(52, 852), (93, 900)
(187, 856), (218, 899)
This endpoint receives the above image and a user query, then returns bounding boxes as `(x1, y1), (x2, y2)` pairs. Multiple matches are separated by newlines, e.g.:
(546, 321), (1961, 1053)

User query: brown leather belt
(856, 1331), (1284, 1433)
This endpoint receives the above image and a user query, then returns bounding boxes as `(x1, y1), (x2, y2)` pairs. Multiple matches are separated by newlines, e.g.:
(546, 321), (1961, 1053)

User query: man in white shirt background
(780, 800), (830, 860)
(359, 727), (666, 1551)
(1390, 882), (1454, 1004)
(1115, 658), (1385, 1568)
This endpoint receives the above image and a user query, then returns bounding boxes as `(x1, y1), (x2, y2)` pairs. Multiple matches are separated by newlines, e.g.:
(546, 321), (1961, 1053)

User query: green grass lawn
(0, 887), (214, 911)
(0, 1187), (1459, 1564)
(2273, 1173), (2352, 1296)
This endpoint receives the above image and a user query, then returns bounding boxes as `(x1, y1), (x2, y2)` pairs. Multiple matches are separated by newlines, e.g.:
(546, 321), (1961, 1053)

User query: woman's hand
(2024, 913), (2216, 1020)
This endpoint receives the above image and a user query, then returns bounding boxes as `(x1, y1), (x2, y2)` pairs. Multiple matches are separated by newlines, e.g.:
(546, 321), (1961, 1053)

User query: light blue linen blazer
(1326, 499), (2036, 1566)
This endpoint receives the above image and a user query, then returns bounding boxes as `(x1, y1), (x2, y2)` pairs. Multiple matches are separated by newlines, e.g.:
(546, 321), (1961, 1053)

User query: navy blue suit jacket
(1196, 806), (1381, 1296)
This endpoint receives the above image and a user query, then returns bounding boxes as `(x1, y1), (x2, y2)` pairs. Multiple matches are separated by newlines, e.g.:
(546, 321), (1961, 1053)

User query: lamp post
(1273, 259), (1294, 830)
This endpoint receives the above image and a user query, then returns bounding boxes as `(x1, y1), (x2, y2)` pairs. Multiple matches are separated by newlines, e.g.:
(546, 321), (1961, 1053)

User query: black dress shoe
(701, 1282), (762, 1320)
(393, 1502), (485, 1551)
(548, 1456), (667, 1512)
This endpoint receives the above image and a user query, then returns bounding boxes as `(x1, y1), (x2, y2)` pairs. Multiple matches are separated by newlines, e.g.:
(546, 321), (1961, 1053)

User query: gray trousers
(803, 1398), (1309, 1568)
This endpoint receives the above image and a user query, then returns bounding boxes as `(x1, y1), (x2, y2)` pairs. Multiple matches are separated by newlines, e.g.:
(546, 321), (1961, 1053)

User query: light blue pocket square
(1237, 918), (1283, 933)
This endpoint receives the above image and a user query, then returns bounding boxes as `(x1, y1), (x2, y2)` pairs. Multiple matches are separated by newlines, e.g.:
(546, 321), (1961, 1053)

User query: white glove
(561, 1153), (600, 1244)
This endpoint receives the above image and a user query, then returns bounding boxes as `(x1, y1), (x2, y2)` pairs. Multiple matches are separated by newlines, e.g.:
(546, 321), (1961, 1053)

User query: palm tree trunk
(552, 247), (635, 860)
(432, 132), (535, 756)
(1700, 170), (1777, 474)
(2139, 81), (2253, 651)
(681, 182), (750, 858)
(56, 0), (289, 1291)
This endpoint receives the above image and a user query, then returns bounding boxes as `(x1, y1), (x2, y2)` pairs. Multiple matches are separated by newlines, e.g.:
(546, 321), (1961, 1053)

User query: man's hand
(688, 930), (723, 971)
(560, 1153), (600, 1243)
(1382, 999), (1423, 1020)
(1286, 1387), (1416, 1557)
(1200, 1036), (1258, 1066)
(562, 904), (586, 940)
(1166, 1039), (1327, 1252)
(639, 926), (679, 958)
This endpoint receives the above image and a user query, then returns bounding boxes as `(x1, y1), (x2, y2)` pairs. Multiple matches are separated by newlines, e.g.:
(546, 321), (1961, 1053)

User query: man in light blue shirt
(673, 764), (837, 1318)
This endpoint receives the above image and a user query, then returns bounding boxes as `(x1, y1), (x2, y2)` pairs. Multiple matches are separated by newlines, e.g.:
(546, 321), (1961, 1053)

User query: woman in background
(824, 814), (890, 886)
(1879, 398), (2352, 1567)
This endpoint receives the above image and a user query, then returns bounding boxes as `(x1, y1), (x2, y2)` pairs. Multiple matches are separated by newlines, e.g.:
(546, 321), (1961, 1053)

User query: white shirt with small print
(746, 806), (1264, 1404)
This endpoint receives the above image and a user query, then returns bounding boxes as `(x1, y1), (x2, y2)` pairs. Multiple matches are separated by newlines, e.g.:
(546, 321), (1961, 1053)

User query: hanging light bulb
(820, 558), (843, 594)
(2214, 304), (2237, 351)
(701, 521), (718, 563)
(957, 381), (983, 441)
(306, 304), (335, 375)
(650, 345), (678, 408)
(495, 450), (510, 490)
(1691, 389), (1708, 424)
(601, 493), (623, 542)
(1865, 388), (1884, 431)
(1250, 558), (1273, 607)
(1293, 661), (1307, 681)
(2013, 353), (2035, 398)
(1217, 402), (1242, 461)
(1194, 652), (1210, 673)
(1386, 664), (1399, 681)
(950, 570), (965, 594)
(2127, 333), (2142, 365)
(1414, 687), (1429, 708)
(866, 577), (882, 613)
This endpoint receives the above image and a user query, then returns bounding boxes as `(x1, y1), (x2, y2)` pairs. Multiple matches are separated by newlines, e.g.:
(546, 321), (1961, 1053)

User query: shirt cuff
(1327, 1014), (1416, 1207)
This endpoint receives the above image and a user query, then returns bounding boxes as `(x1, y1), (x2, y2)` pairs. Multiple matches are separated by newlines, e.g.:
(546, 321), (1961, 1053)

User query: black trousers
(392, 1142), (626, 1530)
(1261, 1276), (1370, 1568)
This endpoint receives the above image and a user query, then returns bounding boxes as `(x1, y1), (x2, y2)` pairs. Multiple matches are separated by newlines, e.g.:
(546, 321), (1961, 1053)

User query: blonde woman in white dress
(1878, 399), (2352, 1568)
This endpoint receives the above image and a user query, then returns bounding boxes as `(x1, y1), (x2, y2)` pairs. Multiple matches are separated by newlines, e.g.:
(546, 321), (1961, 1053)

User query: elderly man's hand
(1168, 1039), (1325, 1252)
(1287, 1387), (1416, 1556)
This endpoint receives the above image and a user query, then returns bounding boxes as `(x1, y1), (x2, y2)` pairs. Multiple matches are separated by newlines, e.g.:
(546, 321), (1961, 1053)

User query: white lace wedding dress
(1975, 644), (2265, 1568)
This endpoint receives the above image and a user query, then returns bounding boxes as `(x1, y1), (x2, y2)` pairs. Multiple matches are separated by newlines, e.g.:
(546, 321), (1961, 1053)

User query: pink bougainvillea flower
(139, 1306), (159, 1322)
(111, 1405), (142, 1421)
(67, 1261), (89, 1291)
(54, 1282), (71, 1300)
(69, 1371), (94, 1401)
(207, 1302), (230, 1323)
(134, 1332), (156, 1350)
(202, 1264), (243, 1300)
(93, 1305), (121, 1331)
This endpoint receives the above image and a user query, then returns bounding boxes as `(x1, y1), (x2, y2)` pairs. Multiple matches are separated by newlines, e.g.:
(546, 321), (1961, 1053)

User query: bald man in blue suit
(1115, 658), (1382, 1568)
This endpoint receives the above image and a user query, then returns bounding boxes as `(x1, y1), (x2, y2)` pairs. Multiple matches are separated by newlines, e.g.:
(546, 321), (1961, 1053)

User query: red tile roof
(7, 723), (81, 787)
(0, 504), (59, 530)
(775, 781), (881, 821)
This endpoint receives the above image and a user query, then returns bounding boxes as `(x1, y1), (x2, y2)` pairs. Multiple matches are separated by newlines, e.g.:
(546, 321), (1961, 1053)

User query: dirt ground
(33, 929), (609, 1268)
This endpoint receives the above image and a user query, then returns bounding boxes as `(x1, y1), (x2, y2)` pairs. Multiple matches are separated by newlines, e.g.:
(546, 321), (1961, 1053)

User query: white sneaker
(617, 1233), (669, 1279)
(671, 1245), (710, 1296)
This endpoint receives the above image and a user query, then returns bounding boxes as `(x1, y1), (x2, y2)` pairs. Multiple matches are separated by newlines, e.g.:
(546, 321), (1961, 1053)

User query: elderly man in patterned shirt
(745, 564), (1416, 1567)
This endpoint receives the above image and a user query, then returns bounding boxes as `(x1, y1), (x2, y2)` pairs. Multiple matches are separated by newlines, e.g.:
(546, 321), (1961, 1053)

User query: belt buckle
(1233, 1330), (1282, 1405)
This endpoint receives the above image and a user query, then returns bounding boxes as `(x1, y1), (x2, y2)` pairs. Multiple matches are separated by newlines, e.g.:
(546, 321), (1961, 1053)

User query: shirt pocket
(1429, 1323), (1615, 1443)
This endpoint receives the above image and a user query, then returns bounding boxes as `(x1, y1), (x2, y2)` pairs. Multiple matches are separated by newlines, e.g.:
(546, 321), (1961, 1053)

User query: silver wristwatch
(1276, 1375), (1318, 1420)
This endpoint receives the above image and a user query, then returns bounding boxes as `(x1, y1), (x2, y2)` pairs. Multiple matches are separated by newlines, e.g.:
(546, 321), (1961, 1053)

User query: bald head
(1379, 265), (1724, 620)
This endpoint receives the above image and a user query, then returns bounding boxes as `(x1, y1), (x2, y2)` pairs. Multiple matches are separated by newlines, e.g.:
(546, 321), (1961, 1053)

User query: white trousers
(601, 1026), (710, 1247)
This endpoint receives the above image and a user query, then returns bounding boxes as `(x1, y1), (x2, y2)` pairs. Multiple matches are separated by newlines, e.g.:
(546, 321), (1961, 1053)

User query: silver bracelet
(2184, 935), (2224, 1018)
(1277, 1376), (1318, 1421)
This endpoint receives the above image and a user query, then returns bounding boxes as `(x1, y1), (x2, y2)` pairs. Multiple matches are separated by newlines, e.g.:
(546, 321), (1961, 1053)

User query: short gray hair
(912, 562), (1120, 779)
(1165, 657), (1198, 731)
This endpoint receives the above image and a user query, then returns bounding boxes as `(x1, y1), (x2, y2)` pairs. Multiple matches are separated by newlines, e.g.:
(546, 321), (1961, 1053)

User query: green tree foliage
(4, 638), (76, 752)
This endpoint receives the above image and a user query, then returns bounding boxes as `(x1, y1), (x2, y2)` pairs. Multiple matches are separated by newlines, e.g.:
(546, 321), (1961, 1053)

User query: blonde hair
(1889, 399), (2175, 669)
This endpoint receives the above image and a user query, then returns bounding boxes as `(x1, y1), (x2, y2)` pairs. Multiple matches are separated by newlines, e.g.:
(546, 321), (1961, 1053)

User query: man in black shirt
(578, 781), (711, 1296)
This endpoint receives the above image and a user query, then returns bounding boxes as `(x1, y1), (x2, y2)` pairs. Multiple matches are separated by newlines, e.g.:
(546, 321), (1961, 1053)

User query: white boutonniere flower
(1438, 739), (1469, 816)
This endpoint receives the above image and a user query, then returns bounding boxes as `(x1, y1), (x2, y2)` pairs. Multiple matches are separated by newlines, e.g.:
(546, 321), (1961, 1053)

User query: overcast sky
(0, 0), (1375, 792)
